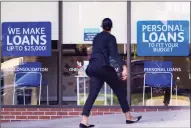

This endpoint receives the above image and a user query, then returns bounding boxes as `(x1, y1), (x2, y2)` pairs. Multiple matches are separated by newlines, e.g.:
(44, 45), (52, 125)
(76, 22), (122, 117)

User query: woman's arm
(87, 46), (92, 60)
(108, 36), (126, 67)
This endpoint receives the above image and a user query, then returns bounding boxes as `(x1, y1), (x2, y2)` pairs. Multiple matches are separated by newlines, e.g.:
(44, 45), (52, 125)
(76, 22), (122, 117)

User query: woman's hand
(122, 65), (128, 80)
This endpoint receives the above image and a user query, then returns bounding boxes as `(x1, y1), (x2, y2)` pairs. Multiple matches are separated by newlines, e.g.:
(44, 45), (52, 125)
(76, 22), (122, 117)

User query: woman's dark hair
(101, 18), (113, 31)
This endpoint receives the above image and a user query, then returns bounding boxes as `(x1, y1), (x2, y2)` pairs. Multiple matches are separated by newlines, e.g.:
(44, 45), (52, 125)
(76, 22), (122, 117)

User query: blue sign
(144, 61), (173, 87)
(137, 20), (189, 56)
(2, 22), (51, 56)
(84, 28), (100, 41)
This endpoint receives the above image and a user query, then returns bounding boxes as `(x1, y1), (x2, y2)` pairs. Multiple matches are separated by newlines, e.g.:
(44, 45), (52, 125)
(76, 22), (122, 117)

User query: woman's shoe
(79, 123), (88, 128)
(88, 124), (95, 128)
(87, 124), (95, 127)
(79, 123), (95, 128)
(126, 116), (142, 124)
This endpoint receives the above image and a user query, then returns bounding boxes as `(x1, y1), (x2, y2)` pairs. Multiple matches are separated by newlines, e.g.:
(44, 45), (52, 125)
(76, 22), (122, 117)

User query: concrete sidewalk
(1, 110), (190, 128)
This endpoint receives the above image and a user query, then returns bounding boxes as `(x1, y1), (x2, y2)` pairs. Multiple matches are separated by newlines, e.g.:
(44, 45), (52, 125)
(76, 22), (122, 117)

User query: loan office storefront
(0, 1), (190, 121)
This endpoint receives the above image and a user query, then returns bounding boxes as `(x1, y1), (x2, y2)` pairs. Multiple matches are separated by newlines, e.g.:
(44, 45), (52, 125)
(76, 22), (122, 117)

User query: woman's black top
(89, 31), (125, 69)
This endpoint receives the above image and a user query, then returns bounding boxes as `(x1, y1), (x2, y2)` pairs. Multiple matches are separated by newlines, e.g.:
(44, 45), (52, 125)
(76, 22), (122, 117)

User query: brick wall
(1, 107), (186, 122)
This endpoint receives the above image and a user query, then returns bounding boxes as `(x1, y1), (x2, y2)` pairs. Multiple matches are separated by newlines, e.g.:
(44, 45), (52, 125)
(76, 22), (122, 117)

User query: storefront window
(1, 2), (59, 105)
(131, 2), (190, 106)
(62, 1), (128, 106)
(1, 51), (59, 105)
(62, 44), (126, 105)
(1, 1), (189, 107)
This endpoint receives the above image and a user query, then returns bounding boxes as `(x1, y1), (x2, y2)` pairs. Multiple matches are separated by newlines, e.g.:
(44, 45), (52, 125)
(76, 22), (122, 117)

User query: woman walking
(79, 18), (142, 128)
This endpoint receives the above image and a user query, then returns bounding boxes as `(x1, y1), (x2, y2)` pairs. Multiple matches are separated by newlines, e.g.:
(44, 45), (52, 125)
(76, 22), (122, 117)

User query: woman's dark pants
(82, 66), (130, 117)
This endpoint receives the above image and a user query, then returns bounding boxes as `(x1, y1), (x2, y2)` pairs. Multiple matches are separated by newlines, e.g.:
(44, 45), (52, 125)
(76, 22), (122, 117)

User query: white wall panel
(1, 2), (59, 40)
(62, 2), (127, 44)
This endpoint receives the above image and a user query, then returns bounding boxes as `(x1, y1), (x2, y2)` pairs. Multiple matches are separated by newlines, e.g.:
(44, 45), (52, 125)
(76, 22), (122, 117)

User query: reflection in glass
(1, 52), (58, 105)
(131, 2), (190, 106)
(130, 44), (190, 106)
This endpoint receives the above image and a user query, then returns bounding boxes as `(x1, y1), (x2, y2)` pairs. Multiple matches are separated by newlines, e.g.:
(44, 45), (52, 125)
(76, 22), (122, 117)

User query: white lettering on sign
(142, 25), (184, 32)
(144, 68), (181, 72)
(149, 42), (179, 53)
(7, 35), (47, 45)
(143, 32), (184, 43)
(23, 27), (45, 35)
(8, 27), (21, 35)
(142, 25), (184, 43)
(6, 27), (47, 46)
